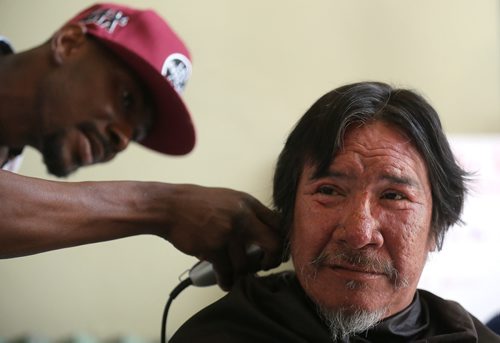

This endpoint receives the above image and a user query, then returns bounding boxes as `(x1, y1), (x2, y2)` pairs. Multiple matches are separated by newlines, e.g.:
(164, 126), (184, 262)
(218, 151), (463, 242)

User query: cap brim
(96, 39), (196, 155)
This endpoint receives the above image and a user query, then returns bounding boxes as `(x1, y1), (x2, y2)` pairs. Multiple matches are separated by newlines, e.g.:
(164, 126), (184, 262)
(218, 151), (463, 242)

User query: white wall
(419, 136), (500, 322)
(0, 0), (499, 340)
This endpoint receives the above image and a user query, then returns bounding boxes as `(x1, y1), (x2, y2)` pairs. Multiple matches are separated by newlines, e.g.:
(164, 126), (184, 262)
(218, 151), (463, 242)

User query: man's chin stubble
(316, 303), (387, 341)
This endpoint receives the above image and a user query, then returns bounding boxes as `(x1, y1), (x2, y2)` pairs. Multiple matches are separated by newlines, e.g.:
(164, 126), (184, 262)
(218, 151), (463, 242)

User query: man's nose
(107, 123), (132, 152)
(333, 195), (383, 249)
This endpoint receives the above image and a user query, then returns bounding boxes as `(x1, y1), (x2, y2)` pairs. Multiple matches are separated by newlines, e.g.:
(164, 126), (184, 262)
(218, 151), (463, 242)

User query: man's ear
(51, 23), (87, 65)
(427, 233), (438, 253)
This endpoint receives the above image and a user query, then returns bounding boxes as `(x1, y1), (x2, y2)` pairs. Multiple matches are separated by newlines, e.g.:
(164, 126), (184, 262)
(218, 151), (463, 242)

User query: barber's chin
(44, 153), (80, 178)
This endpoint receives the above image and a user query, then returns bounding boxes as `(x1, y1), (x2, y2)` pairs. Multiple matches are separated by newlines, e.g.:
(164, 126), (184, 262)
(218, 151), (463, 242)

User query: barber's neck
(0, 44), (50, 148)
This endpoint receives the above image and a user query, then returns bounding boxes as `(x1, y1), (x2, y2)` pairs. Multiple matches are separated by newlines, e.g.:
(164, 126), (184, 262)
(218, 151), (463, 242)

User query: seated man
(170, 82), (500, 342)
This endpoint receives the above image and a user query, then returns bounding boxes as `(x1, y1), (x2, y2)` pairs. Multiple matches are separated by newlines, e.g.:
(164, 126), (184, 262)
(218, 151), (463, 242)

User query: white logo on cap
(82, 9), (129, 33)
(162, 53), (192, 94)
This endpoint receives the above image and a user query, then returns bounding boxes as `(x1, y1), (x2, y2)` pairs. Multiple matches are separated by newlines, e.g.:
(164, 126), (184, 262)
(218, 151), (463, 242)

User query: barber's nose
(333, 195), (383, 249)
(107, 124), (132, 152)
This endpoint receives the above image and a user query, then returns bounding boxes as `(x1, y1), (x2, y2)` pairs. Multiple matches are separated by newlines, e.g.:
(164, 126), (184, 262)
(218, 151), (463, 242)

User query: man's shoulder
(189, 271), (303, 317)
(418, 289), (500, 342)
(170, 271), (331, 343)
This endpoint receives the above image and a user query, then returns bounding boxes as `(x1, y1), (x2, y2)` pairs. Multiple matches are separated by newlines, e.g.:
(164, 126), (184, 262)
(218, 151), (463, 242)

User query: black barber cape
(170, 272), (499, 343)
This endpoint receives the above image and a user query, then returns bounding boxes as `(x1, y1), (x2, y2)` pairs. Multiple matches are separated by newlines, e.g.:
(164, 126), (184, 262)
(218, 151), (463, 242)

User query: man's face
(36, 38), (152, 177)
(290, 121), (434, 320)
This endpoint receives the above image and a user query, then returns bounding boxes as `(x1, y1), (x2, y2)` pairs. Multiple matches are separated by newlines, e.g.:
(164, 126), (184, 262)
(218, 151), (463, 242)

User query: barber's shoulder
(0, 36), (14, 54)
(0, 147), (23, 173)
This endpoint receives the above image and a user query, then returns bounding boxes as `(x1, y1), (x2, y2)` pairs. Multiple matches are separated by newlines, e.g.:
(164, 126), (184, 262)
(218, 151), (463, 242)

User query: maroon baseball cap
(67, 3), (195, 155)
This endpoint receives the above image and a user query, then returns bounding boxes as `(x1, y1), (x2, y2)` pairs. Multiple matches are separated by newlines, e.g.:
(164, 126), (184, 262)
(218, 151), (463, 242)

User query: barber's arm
(0, 171), (283, 289)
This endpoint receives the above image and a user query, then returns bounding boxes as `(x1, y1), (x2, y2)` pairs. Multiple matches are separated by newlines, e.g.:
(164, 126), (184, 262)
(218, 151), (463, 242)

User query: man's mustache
(310, 248), (408, 288)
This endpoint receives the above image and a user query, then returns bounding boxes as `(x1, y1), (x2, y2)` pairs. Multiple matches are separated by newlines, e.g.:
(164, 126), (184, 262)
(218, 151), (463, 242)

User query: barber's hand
(162, 184), (283, 291)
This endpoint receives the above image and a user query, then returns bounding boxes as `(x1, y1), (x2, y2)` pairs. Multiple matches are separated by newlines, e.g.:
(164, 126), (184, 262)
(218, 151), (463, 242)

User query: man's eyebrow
(310, 169), (351, 180)
(380, 174), (419, 188)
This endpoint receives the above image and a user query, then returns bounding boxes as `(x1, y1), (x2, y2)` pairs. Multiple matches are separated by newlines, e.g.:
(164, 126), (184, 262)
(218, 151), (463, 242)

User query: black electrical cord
(161, 278), (193, 343)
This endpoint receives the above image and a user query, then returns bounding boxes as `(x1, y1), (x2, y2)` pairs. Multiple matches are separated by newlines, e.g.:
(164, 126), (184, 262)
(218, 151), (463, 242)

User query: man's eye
(382, 192), (406, 200)
(317, 185), (338, 196)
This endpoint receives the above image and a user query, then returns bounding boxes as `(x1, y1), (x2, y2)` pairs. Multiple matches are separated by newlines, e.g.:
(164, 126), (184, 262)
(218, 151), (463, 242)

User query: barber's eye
(122, 90), (134, 110)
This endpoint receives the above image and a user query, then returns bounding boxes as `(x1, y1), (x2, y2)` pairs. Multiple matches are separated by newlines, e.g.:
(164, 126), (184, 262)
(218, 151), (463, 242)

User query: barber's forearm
(0, 171), (284, 288)
(0, 172), (167, 258)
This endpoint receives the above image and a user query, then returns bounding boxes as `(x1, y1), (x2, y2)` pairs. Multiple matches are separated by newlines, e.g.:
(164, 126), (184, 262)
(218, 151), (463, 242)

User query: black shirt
(171, 271), (500, 343)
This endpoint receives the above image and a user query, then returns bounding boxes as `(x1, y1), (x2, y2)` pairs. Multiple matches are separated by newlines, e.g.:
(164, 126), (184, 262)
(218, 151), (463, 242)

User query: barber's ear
(51, 23), (87, 65)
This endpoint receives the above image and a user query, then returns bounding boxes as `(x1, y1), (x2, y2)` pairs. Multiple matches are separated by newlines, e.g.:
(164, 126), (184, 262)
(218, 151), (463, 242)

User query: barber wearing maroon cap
(0, 3), (282, 290)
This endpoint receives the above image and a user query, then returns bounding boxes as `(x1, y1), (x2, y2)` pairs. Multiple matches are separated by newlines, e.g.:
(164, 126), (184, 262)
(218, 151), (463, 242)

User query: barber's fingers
(237, 201), (283, 270)
(248, 197), (281, 231)
(250, 228), (283, 271)
(212, 239), (253, 290)
(211, 195), (284, 291)
(211, 250), (234, 291)
(212, 240), (262, 291)
(227, 239), (253, 276)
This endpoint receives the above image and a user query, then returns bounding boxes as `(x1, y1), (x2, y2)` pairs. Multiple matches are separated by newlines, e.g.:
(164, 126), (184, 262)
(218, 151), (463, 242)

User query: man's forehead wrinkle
(308, 147), (426, 188)
(344, 138), (425, 171)
(312, 166), (423, 190)
(309, 169), (351, 181)
(344, 139), (416, 159)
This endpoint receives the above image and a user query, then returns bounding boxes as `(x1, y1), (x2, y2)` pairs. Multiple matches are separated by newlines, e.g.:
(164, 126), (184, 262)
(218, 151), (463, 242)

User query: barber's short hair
(273, 81), (468, 253)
